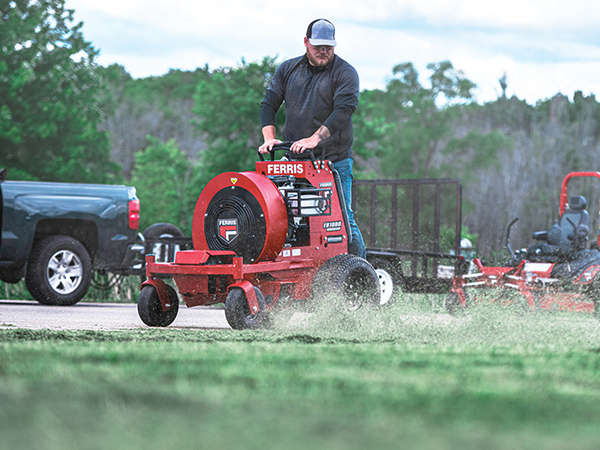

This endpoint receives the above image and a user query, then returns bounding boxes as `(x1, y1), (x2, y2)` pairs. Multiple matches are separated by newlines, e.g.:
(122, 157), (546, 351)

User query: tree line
(2, 0), (600, 258)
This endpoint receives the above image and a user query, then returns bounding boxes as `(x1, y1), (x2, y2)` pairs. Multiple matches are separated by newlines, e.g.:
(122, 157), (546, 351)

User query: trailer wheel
(26, 235), (92, 306)
(312, 254), (381, 311)
(368, 257), (402, 306)
(138, 284), (179, 327)
(225, 287), (268, 330)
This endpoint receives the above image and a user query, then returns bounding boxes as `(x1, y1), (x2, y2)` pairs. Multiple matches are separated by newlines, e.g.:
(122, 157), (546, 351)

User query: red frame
(144, 159), (350, 314)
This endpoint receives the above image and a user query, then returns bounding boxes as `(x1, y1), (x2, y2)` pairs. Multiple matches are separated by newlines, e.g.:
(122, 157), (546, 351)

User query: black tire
(445, 291), (462, 316)
(312, 254), (381, 311)
(143, 223), (184, 264)
(25, 235), (92, 306)
(225, 286), (268, 330)
(368, 257), (403, 306)
(0, 268), (23, 284)
(143, 223), (184, 239)
(585, 278), (600, 319)
(137, 284), (180, 327)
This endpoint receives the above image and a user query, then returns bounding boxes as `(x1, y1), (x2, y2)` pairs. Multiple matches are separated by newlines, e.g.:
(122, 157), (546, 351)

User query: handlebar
(257, 142), (316, 163)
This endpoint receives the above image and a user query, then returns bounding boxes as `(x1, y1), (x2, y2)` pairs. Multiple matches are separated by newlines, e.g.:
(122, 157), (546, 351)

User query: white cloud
(65, 0), (600, 104)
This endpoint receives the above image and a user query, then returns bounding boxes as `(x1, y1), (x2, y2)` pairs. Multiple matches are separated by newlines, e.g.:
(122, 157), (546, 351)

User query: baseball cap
(306, 19), (337, 47)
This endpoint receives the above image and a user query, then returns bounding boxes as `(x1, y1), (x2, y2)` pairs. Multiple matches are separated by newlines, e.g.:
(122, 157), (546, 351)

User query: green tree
(131, 138), (202, 234)
(192, 57), (284, 181)
(358, 61), (477, 179)
(0, 0), (119, 182)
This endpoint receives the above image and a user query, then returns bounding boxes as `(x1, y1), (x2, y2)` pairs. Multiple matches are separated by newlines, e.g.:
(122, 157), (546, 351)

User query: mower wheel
(445, 291), (463, 316)
(138, 284), (179, 327)
(587, 280), (600, 319)
(225, 287), (268, 330)
(368, 257), (402, 306)
(312, 254), (381, 311)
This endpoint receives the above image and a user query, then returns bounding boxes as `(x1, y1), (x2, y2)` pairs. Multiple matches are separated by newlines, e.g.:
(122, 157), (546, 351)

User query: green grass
(2, 300), (600, 449)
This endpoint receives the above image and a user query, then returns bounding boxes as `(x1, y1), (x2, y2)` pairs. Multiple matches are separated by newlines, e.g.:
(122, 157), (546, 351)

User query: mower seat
(527, 195), (590, 261)
(558, 195), (589, 248)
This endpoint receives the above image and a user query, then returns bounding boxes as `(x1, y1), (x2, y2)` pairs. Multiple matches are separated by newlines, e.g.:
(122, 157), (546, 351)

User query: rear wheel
(312, 254), (381, 311)
(225, 286), (268, 330)
(138, 284), (179, 327)
(26, 235), (92, 306)
(445, 291), (463, 316)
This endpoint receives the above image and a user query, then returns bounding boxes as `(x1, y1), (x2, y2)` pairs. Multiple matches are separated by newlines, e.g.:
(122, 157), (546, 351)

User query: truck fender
(228, 280), (259, 315)
(141, 278), (173, 311)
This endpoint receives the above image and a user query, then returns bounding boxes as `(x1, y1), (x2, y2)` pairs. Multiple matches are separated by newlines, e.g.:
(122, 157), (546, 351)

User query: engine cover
(192, 172), (288, 263)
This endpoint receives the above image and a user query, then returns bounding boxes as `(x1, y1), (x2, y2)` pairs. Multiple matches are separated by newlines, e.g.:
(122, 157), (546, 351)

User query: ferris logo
(266, 163), (304, 176)
(218, 219), (238, 242)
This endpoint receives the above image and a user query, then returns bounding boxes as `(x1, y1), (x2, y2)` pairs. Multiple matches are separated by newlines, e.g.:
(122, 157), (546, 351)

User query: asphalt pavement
(0, 300), (230, 331)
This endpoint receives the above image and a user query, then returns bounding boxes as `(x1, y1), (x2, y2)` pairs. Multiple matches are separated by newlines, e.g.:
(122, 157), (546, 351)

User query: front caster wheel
(225, 286), (268, 330)
(138, 284), (179, 327)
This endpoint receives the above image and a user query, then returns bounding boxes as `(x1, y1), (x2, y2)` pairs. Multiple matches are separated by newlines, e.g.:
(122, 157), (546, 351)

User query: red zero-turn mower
(447, 172), (600, 316)
(138, 144), (382, 329)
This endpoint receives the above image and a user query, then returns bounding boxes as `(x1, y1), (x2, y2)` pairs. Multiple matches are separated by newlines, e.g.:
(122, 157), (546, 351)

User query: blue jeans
(333, 158), (367, 259)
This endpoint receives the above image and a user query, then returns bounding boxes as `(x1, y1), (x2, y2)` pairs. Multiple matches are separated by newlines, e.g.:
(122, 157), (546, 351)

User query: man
(259, 18), (366, 259)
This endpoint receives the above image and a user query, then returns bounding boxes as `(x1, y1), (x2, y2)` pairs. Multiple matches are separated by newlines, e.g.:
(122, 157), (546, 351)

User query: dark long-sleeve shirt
(260, 54), (359, 162)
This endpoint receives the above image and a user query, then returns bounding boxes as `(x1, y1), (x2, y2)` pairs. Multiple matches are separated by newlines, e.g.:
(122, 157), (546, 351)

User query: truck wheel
(26, 235), (92, 306)
(368, 257), (403, 306)
(225, 287), (267, 330)
(312, 254), (381, 311)
(138, 284), (179, 327)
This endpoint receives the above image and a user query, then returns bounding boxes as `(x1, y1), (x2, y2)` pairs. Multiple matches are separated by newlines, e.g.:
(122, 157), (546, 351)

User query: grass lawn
(1, 300), (600, 449)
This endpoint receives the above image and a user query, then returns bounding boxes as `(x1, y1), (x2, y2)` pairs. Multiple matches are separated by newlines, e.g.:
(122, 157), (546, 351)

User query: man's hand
(258, 138), (283, 154)
(290, 125), (331, 153)
(290, 136), (319, 153)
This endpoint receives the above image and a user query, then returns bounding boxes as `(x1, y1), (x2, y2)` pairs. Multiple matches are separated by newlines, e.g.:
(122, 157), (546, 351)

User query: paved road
(0, 300), (231, 331)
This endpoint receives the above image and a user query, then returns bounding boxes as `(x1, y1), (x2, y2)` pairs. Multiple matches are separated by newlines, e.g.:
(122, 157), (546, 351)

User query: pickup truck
(0, 169), (143, 305)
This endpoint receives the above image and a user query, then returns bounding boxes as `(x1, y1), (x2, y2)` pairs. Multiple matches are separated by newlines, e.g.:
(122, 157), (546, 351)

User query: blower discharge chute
(138, 145), (381, 329)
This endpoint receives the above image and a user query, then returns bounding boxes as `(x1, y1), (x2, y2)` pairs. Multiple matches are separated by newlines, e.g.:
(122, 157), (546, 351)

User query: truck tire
(25, 235), (92, 306)
(225, 286), (268, 330)
(137, 284), (179, 327)
(312, 254), (381, 311)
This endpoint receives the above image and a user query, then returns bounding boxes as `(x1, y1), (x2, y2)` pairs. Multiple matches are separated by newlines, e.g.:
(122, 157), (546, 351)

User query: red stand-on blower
(138, 144), (381, 329)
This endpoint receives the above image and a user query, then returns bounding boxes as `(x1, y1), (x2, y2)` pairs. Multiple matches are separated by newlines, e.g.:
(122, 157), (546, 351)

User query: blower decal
(218, 218), (238, 242)
(266, 162), (304, 176)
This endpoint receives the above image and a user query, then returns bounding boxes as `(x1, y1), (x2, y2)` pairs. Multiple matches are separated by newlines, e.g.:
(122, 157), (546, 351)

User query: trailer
(354, 177), (464, 298)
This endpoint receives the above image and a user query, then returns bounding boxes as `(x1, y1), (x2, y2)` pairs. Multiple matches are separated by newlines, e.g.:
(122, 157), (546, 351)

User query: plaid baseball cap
(306, 19), (336, 47)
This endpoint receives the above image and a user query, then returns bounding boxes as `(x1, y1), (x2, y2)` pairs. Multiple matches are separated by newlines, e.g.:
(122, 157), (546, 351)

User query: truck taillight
(129, 199), (140, 230)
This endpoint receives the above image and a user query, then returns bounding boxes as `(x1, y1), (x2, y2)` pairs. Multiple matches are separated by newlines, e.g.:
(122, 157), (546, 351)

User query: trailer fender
(228, 280), (260, 315)
(141, 278), (173, 311)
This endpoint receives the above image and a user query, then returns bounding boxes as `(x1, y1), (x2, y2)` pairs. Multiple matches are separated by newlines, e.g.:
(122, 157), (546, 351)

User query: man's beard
(307, 52), (333, 67)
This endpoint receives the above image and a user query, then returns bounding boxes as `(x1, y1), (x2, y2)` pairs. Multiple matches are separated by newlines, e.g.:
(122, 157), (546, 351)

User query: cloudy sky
(65, 0), (600, 104)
